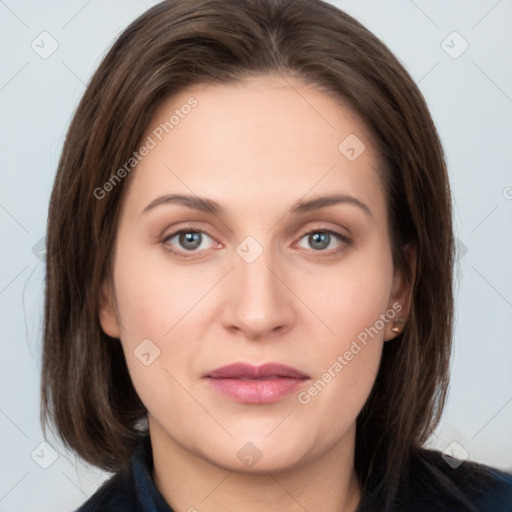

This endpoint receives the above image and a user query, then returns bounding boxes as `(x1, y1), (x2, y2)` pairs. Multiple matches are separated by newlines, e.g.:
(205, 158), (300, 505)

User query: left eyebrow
(290, 194), (373, 219)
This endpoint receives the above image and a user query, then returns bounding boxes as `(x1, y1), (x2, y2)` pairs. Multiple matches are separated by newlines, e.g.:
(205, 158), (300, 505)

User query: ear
(384, 243), (416, 342)
(98, 278), (121, 339)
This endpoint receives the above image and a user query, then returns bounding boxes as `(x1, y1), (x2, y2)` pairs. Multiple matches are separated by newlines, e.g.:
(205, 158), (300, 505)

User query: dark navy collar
(76, 435), (173, 512)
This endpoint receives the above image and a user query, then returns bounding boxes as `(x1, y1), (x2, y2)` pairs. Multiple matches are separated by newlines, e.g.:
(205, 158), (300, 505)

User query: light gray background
(1, 1), (511, 510)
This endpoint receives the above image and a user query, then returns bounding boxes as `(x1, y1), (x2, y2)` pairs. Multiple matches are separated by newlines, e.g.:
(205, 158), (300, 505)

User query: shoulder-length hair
(42, 0), (454, 508)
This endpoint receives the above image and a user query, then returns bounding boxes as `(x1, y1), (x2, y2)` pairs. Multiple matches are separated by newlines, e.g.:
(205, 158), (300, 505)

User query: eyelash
(161, 225), (352, 258)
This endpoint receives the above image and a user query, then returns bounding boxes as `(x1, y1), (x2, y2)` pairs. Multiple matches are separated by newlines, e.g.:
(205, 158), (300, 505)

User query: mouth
(204, 362), (310, 403)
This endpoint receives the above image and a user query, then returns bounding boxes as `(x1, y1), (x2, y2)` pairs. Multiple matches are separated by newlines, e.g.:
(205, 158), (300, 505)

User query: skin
(99, 74), (415, 512)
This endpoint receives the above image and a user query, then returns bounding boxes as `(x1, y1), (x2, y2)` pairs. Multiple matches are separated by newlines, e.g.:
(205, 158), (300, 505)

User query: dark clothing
(76, 435), (512, 511)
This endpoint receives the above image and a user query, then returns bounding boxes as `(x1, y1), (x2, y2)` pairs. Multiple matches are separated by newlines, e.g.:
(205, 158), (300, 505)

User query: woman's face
(99, 74), (411, 472)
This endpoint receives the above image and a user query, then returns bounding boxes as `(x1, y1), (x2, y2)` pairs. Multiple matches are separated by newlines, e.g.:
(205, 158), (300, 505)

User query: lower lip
(206, 377), (307, 403)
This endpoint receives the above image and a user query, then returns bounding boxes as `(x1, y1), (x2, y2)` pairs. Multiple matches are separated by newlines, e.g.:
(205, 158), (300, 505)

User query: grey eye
(308, 232), (331, 250)
(166, 230), (215, 253)
(178, 231), (202, 250)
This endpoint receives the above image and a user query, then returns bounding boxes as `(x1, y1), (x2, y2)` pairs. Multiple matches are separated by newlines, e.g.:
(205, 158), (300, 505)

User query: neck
(150, 419), (362, 512)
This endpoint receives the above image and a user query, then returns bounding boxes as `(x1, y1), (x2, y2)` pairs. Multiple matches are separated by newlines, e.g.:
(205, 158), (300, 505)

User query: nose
(220, 244), (295, 341)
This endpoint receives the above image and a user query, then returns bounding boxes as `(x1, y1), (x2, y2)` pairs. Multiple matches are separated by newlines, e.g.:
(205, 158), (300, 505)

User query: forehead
(123, 74), (385, 221)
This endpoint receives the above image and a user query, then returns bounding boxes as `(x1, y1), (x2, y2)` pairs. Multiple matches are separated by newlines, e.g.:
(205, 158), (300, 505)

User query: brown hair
(42, 0), (453, 507)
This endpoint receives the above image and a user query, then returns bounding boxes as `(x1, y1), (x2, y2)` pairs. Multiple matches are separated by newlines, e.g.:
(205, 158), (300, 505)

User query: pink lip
(204, 363), (309, 403)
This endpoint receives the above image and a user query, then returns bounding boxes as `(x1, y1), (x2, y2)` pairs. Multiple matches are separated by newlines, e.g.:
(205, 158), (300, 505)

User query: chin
(199, 434), (315, 475)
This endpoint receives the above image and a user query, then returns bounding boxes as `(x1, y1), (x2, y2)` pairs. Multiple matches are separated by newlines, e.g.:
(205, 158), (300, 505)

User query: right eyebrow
(141, 194), (222, 216)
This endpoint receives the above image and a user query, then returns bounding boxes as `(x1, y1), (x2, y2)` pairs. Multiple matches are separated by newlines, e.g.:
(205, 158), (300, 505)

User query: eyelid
(161, 221), (219, 242)
(297, 224), (350, 241)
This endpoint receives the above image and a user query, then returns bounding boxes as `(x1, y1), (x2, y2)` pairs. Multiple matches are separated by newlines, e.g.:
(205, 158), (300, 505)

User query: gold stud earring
(391, 318), (405, 333)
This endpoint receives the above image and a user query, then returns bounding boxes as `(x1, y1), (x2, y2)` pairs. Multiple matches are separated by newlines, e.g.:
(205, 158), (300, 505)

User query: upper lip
(205, 362), (309, 379)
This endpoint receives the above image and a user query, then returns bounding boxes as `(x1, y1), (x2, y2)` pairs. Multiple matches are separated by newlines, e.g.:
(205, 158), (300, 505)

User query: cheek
(304, 242), (394, 342)
(296, 281), (388, 434)
(294, 239), (393, 402)
(110, 241), (213, 402)
(111, 256), (198, 415)
(112, 241), (215, 340)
